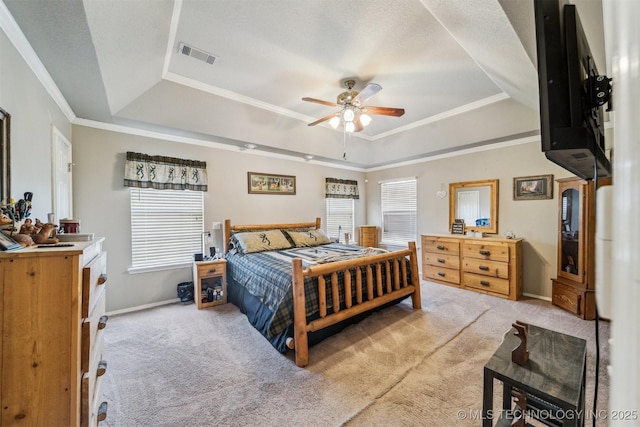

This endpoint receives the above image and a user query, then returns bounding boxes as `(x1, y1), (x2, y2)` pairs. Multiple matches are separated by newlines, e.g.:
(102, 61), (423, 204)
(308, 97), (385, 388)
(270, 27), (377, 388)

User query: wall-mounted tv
(534, 0), (612, 180)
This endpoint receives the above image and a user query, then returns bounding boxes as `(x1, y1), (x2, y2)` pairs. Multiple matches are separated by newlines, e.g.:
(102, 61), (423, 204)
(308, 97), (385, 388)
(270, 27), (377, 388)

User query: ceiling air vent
(178, 43), (217, 65)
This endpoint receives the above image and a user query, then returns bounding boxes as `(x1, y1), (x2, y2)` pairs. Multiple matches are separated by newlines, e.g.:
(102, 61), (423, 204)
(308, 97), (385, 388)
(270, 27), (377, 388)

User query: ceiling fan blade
(308, 112), (339, 126)
(353, 118), (364, 132)
(302, 97), (338, 107)
(353, 83), (382, 105)
(363, 106), (405, 117)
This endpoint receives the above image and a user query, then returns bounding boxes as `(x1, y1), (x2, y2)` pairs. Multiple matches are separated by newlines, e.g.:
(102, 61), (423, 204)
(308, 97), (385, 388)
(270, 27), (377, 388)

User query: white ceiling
(3, 0), (606, 169)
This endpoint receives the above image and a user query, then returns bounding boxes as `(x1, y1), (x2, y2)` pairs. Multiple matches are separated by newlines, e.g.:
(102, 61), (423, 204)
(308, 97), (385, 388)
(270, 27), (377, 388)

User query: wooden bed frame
(224, 218), (421, 367)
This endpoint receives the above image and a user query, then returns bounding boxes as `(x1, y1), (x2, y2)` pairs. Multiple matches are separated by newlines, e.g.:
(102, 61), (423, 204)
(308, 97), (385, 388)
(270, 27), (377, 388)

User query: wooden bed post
(223, 219), (231, 253)
(408, 241), (422, 309)
(291, 258), (309, 367)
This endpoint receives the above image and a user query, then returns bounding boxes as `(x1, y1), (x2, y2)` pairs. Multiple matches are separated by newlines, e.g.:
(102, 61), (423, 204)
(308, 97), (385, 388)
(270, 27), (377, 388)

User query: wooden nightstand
(192, 259), (227, 309)
(359, 225), (377, 248)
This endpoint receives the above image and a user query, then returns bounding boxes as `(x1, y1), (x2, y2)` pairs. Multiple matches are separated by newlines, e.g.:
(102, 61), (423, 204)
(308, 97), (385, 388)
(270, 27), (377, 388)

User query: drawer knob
(479, 250), (490, 256)
(438, 272), (445, 277)
(207, 268), (218, 274)
(437, 258), (445, 263)
(436, 245), (445, 250)
(97, 360), (107, 377)
(98, 315), (109, 330)
(97, 402), (108, 422)
(480, 280), (490, 286)
(479, 265), (490, 271)
(98, 273), (108, 285)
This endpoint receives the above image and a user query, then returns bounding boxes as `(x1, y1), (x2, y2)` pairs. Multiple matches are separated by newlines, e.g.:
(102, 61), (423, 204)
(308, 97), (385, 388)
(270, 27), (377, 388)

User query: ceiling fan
(302, 79), (405, 132)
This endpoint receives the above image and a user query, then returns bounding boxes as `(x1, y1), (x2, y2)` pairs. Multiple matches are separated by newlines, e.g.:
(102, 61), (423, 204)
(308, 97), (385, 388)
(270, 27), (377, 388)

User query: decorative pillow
(285, 229), (332, 247)
(231, 230), (292, 254)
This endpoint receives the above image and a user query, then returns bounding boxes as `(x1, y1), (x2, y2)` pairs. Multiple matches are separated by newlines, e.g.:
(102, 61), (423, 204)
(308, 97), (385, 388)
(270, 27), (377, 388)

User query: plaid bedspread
(226, 243), (391, 338)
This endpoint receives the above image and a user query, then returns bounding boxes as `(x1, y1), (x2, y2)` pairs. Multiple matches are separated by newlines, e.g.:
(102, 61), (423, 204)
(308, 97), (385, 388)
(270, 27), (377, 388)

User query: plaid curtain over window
(124, 151), (208, 191)
(325, 177), (359, 199)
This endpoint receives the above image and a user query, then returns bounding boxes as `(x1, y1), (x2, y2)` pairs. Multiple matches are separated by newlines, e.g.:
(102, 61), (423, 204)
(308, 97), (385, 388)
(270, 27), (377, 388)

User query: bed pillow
(285, 229), (332, 247)
(231, 230), (292, 254)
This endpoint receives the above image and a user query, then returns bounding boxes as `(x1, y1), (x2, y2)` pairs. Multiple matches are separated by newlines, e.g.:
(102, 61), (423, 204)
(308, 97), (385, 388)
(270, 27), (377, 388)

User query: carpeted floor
(101, 281), (609, 426)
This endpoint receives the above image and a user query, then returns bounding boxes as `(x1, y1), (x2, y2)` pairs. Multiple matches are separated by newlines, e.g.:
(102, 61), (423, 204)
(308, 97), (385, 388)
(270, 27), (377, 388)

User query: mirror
(449, 179), (499, 234)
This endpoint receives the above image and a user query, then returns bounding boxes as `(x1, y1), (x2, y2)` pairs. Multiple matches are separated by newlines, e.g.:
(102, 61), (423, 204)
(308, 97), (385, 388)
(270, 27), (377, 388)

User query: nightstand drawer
(196, 262), (225, 277)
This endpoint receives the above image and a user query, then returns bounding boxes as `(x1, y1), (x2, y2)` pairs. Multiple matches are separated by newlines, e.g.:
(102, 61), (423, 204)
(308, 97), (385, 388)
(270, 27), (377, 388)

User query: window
(381, 178), (417, 245)
(326, 198), (354, 242)
(130, 187), (204, 272)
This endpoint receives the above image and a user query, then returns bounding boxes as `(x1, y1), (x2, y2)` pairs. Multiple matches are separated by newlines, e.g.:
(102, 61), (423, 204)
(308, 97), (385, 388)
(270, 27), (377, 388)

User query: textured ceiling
(3, 0), (606, 168)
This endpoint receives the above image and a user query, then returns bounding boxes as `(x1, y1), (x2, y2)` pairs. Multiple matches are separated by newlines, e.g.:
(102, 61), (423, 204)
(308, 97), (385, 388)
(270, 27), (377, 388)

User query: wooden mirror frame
(449, 179), (499, 234)
(0, 108), (10, 205)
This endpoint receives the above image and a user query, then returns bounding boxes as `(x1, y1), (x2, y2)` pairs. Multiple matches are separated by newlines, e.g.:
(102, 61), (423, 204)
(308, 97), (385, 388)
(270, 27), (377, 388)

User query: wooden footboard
(291, 241), (421, 367)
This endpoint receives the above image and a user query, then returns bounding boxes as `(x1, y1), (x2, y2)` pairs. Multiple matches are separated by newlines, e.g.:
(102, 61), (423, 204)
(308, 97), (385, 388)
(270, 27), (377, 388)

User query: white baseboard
(106, 298), (182, 316)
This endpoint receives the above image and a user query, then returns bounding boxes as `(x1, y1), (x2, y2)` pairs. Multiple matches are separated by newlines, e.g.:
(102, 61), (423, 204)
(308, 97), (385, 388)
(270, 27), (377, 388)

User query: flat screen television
(534, 0), (612, 180)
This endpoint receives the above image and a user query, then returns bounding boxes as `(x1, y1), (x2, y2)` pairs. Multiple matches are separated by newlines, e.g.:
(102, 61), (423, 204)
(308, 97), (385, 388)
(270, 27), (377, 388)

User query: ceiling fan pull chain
(343, 130), (347, 160)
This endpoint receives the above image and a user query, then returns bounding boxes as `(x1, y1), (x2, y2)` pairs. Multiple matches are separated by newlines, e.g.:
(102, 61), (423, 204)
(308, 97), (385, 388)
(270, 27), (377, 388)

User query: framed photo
(513, 174), (553, 200)
(0, 231), (21, 251)
(248, 172), (296, 195)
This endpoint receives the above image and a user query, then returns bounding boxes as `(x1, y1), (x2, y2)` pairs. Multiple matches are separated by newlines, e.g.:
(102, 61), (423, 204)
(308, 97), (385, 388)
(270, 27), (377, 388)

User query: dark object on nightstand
(511, 320), (529, 366)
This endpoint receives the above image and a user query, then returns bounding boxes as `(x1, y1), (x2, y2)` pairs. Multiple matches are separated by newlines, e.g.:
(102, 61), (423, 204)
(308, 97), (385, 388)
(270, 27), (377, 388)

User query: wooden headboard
(223, 218), (322, 253)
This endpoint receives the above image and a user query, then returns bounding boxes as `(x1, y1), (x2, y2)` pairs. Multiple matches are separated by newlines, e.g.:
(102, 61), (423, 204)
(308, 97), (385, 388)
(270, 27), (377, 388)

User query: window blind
(326, 198), (354, 242)
(381, 178), (417, 245)
(130, 188), (204, 271)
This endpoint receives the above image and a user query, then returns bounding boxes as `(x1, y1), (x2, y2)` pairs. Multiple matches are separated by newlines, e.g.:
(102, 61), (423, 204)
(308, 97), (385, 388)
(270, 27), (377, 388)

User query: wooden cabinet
(551, 177), (611, 319)
(422, 234), (522, 300)
(359, 225), (377, 248)
(0, 238), (108, 427)
(193, 259), (227, 309)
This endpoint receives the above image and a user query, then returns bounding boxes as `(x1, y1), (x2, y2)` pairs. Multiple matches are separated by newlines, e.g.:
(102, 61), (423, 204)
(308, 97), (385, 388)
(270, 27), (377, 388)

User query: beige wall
(365, 140), (574, 298)
(71, 126), (366, 311)
(0, 30), (71, 215)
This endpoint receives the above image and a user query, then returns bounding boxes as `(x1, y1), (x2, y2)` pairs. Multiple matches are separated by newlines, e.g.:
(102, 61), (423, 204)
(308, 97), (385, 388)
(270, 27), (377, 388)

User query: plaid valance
(325, 177), (359, 199)
(124, 151), (208, 191)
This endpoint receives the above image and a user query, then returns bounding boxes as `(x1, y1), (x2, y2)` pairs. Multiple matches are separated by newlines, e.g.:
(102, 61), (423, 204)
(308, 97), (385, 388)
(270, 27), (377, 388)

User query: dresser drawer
(462, 242), (509, 262)
(81, 288), (107, 373)
(423, 265), (460, 285)
(81, 359), (107, 427)
(83, 252), (108, 318)
(462, 258), (509, 279)
(422, 237), (460, 255)
(463, 273), (510, 295)
(423, 252), (460, 269)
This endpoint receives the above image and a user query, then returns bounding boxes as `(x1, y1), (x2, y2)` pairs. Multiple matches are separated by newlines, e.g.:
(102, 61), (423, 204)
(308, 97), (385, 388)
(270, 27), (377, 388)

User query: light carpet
(102, 281), (609, 426)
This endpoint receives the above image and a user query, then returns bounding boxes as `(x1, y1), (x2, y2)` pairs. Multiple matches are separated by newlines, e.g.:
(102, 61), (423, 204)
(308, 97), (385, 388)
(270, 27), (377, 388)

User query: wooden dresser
(421, 234), (523, 300)
(359, 225), (377, 248)
(0, 238), (108, 427)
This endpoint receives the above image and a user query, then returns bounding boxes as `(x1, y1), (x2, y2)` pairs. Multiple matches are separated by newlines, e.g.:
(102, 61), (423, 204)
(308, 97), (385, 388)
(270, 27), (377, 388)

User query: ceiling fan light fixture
(345, 121), (355, 133)
(360, 113), (372, 127)
(343, 108), (355, 122)
(328, 116), (341, 129)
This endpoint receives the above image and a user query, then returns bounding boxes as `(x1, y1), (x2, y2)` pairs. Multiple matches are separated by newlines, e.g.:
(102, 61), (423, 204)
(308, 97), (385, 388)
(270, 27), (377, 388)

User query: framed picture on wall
(513, 174), (553, 200)
(247, 172), (296, 195)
